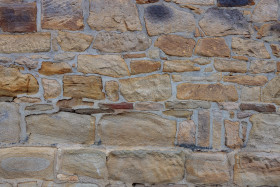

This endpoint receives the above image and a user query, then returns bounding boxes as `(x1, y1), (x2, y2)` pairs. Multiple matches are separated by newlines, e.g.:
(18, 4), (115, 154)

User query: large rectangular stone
(197, 110), (210, 148)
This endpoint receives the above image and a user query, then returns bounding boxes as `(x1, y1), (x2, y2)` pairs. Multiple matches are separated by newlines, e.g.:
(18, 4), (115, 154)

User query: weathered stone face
(163, 60), (200, 72)
(224, 120), (243, 149)
(223, 75), (268, 86)
(0, 147), (55, 180)
(214, 59), (247, 73)
(197, 110), (210, 148)
(105, 81), (119, 102)
(107, 150), (185, 184)
(257, 23), (280, 42)
(42, 79), (61, 99)
(130, 60), (161, 75)
(217, 0), (255, 7)
(98, 112), (176, 147)
(195, 38), (231, 57)
(39, 62), (72, 76)
(26, 112), (95, 145)
(262, 76), (280, 104)
(252, 0), (279, 23)
(177, 120), (196, 146)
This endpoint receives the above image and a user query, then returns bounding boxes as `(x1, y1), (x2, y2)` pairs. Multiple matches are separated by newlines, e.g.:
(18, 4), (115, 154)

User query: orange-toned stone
(130, 60), (161, 75)
(223, 75), (268, 86)
(39, 62), (72, 76)
(195, 38), (231, 57)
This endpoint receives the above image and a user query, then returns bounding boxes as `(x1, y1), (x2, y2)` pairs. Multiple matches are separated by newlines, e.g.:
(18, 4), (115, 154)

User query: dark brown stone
(240, 103), (276, 113)
(98, 103), (134, 110)
(0, 3), (37, 33)
(136, 0), (159, 3)
(237, 112), (253, 119)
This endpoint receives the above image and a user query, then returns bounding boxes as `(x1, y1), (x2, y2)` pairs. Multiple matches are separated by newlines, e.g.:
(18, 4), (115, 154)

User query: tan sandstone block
(177, 120), (196, 146)
(105, 81), (119, 102)
(39, 62), (72, 76)
(42, 79), (61, 99)
(163, 60), (200, 72)
(195, 38), (231, 57)
(223, 75), (268, 86)
(252, 0), (279, 22)
(224, 120), (243, 149)
(214, 59), (247, 73)
(197, 110), (210, 147)
(262, 76), (280, 104)
(130, 60), (161, 75)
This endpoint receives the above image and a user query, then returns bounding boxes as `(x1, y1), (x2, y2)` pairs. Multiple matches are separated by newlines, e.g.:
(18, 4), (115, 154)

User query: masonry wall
(0, 0), (279, 186)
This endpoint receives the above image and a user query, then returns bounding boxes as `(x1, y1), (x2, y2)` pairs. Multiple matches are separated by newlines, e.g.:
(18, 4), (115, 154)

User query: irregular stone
(17, 182), (37, 187)
(78, 55), (130, 77)
(218, 102), (239, 110)
(232, 37), (270, 59)
(60, 148), (107, 179)
(56, 98), (94, 111)
(262, 76), (280, 104)
(63, 75), (105, 100)
(120, 74), (171, 102)
(54, 53), (76, 62)
(237, 112), (252, 119)
(41, 0), (84, 30)
(98, 102), (133, 110)
(0, 184), (12, 187)
(214, 59), (247, 73)
(0, 103), (20, 143)
(163, 110), (193, 119)
(88, 0), (141, 32)
(144, 4), (195, 36)
(186, 152), (230, 184)
(26, 112), (95, 144)
(56, 174), (78, 182)
(223, 75), (268, 86)
(233, 56), (249, 61)
(271, 44), (280, 57)
(93, 32), (151, 53)
(257, 23), (280, 42)
(240, 103), (276, 113)
(105, 81), (119, 102)
(0, 3), (36, 32)
(197, 110), (210, 148)
(25, 104), (54, 111)
(57, 31), (93, 52)
(165, 101), (210, 110)
(248, 114), (280, 152)
(0, 33), (50, 53)
(42, 79), (61, 99)
(148, 49), (160, 59)
(154, 35), (196, 57)
(163, 60), (200, 72)
(135, 102), (164, 111)
(174, 73), (222, 83)
(15, 57), (38, 69)
(249, 60), (275, 73)
(0, 66), (39, 97)
(0, 57), (12, 63)
(14, 97), (41, 103)
(192, 57), (211, 65)
(123, 53), (146, 59)
(73, 108), (113, 115)
(30, 55), (50, 60)
(199, 8), (250, 36)
(107, 150), (184, 184)
(137, 0), (159, 3)
(195, 38), (231, 57)
(98, 112), (176, 147)
(170, 0), (215, 5)
(217, 0), (255, 6)
(177, 120), (196, 146)
(224, 120), (243, 149)
(39, 62), (72, 75)
(130, 60), (161, 75)
(252, 0), (278, 22)
(0, 147), (55, 180)
(212, 109), (222, 149)
(177, 83), (238, 102)
(0, 97), (13, 102)
(241, 87), (260, 102)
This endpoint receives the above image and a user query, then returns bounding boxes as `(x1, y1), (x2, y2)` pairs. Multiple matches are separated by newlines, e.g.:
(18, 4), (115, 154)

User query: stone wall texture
(0, 0), (279, 186)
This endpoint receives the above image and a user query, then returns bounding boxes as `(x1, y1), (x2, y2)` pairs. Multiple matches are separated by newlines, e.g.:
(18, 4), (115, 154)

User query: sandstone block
(135, 102), (164, 111)
(197, 110), (210, 147)
(177, 120), (196, 146)
(224, 120), (243, 149)
(130, 60), (161, 75)
(257, 23), (280, 42)
(15, 57), (38, 69)
(42, 79), (61, 99)
(57, 98), (94, 111)
(214, 59), (247, 73)
(240, 103), (276, 113)
(212, 109), (222, 149)
(163, 60), (200, 72)
(223, 75), (268, 86)
(262, 76), (280, 104)
(217, 0), (254, 6)
(39, 62), (72, 76)
(163, 110), (193, 119)
(195, 38), (231, 57)
(249, 60), (275, 73)
(252, 0), (279, 22)
(105, 81), (119, 102)
(170, 0), (215, 6)
(241, 87), (260, 102)
(165, 101), (211, 110)
(271, 44), (280, 57)
(137, 0), (159, 3)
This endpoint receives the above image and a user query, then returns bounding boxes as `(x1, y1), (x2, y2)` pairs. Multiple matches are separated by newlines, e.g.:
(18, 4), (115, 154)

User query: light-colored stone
(57, 98), (94, 110)
(257, 23), (280, 42)
(241, 87), (260, 102)
(63, 75), (105, 100)
(78, 55), (130, 77)
(232, 37), (270, 59)
(224, 120), (243, 149)
(0, 147), (55, 180)
(15, 57), (38, 69)
(214, 59), (247, 73)
(17, 182), (37, 187)
(0, 33), (50, 53)
(197, 110), (210, 147)
(120, 74), (172, 102)
(39, 62), (72, 76)
(252, 0), (279, 22)
(174, 73), (222, 83)
(199, 8), (250, 36)
(195, 38), (231, 57)
(144, 4), (195, 36)
(130, 60), (161, 75)
(108, 150), (184, 184)
(60, 148), (107, 179)
(0, 184), (12, 187)
(249, 60), (275, 73)
(26, 112), (95, 144)
(14, 97), (41, 103)
(98, 112), (176, 147)
(42, 79), (61, 99)
(0, 66), (39, 97)
(57, 31), (93, 52)
(165, 101), (210, 110)
(135, 102), (164, 111)
(88, 0), (141, 32)
(177, 120), (196, 146)
(57, 174), (78, 182)
(0, 57), (12, 63)
(0, 103), (20, 143)
(154, 35), (196, 57)
(271, 44), (280, 57)
(177, 83), (238, 102)
(234, 152), (280, 186)
(248, 114), (280, 152)
(186, 152), (230, 184)
(223, 75), (268, 86)
(41, 0), (84, 30)
(163, 60), (200, 72)
(163, 110), (193, 119)
(105, 81), (119, 102)
(218, 102), (239, 110)
(262, 76), (280, 104)
(212, 109), (222, 149)
(93, 32), (151, 53)
(54, 53), (76, 62)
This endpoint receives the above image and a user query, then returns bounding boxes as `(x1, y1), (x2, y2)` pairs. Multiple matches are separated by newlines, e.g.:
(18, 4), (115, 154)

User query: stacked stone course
(0, 0), (279, 186)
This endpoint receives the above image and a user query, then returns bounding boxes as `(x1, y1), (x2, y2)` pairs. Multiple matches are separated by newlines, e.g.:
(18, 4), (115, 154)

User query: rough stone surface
(57, 31), (93, 52)
(197, 110), (210, 147)
(177, 83), (238, 102)
(26, 112), (95, 144)
(252, 0), (279, 22)
(163, 110), (193, 119)
(41, 0), (84, 30)
(199, 8), (250, 36)
(0, 66), (39, 97)
(78, 55), (130, 77)
(262, 76), (280, 104)
(42, 79), (61, 99)
(212, 110), (222, 149)
(163, 60), (200, 72)
(214, 59), (247, 73)
(240, 103), (276, 113)
(217, 0), (255, 7)
(63, 75), (105, 100)
(130, 60), (161, 75)
(135, 102), (164, 111)
(107, 150), (184, 184)
(165, 101), (211, 110)
(170, 0), (215, 5)
(177, 120), (196, 146)
(93, 32), (151, 53)
(155, 35), (196, 57)
(0, 147), (55, 180)
(271, 44), (280, 57)
(195, 38), (231, 57)
(98, 112), (176, 147)
(223, 75), (268, 86)
(39, 62), (72, 76)
(15, 57), (38, 69)
(105, 81), (119, 102)
(88, 0), (142, 32)
(257, 23), (280, 42)
(249, 60), (275, 73)
(56, 98), (94, 110)
(186, 153), (230, 184)
(144, 4), (195, 36)
(120, 74), (172, 102)
(224, 120), (243, 149)
(25, 104), (54, 111)
(241, 87), (260, 102)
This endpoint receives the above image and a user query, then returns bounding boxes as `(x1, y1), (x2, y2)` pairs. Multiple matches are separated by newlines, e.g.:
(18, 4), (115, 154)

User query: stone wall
(0, 0), (279, 186)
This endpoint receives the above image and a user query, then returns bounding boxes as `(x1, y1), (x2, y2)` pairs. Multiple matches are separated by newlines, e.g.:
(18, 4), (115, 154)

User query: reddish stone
(240, 103), (276, 113)
(99, 103), (134, 110)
